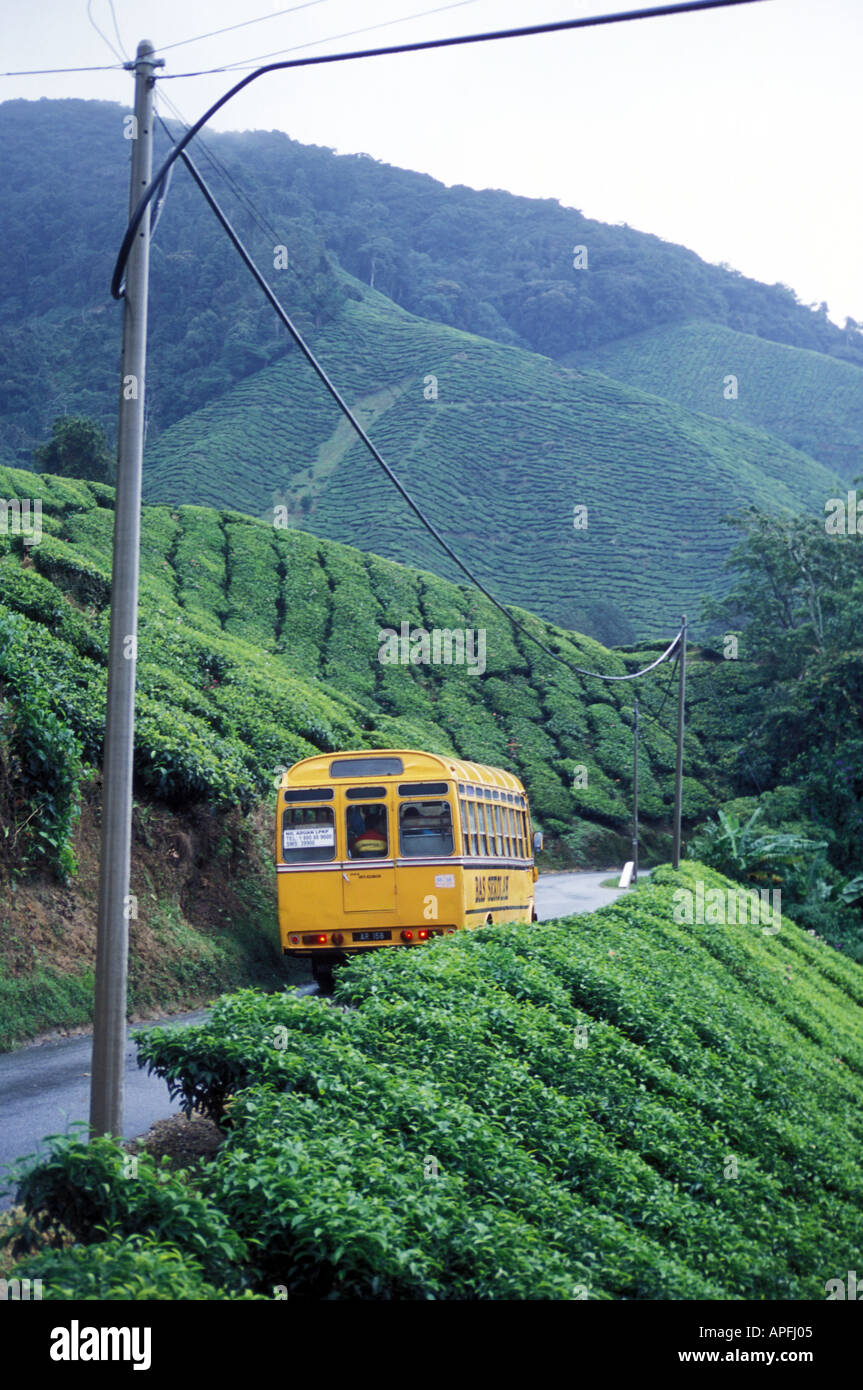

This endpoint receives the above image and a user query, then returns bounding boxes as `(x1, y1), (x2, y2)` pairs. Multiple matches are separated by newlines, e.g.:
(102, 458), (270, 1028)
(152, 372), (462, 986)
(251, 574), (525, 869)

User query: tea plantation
(0, 462), (739, 879)
(574, 320), (863, 482)
(6, 862), (862, 1300)
(142, 290), (842, 644)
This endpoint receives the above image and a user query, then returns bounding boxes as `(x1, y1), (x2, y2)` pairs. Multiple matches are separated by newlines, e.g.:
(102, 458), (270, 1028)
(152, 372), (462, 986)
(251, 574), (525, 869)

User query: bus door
(341, 787), (396, 914)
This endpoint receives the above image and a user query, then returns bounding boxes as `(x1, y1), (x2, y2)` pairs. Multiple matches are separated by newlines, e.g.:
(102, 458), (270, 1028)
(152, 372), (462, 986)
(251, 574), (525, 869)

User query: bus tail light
(332, 932), (344, 945)
(401, 930), (413, 941)
(418, 929), (428, 940)
(289, 934), (300, 945)
(317, 933), (327, 945)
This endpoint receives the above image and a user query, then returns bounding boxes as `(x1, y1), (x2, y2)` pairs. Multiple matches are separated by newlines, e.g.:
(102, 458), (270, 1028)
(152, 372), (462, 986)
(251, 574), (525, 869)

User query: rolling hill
(572, 320), (863, 481)
(0, 459), (733, 866)
(0, 98), (857, 644)
(0, 459), (754, 1043)
(142, 287), (843, 642)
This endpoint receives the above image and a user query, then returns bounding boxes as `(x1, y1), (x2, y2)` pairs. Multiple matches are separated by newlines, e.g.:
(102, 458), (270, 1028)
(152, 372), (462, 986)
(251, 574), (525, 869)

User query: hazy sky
(3, 0), (861, 326)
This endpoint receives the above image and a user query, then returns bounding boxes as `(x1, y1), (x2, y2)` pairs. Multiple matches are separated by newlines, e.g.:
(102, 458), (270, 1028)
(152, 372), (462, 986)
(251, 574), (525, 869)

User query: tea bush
(126, 866), (863, 1299)
(9, 1235), (263, 1300)
(6, 1133), (250, 1290)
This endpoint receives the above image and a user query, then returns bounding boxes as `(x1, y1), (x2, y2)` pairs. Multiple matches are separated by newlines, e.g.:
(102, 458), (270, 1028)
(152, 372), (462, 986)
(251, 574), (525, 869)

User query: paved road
(535, 868), (648, 920)
(0, 871), (645, 1207)
(0, 990), (316, 1212)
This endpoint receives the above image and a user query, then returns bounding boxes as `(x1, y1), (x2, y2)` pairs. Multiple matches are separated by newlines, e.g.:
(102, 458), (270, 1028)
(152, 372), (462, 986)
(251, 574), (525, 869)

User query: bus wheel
(312, 959), (335, 994)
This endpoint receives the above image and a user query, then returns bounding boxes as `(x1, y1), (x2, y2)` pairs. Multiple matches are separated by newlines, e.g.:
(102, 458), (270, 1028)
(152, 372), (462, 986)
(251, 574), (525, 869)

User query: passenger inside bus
(399, 801), (453, 857)
(347, 805), (388, 858)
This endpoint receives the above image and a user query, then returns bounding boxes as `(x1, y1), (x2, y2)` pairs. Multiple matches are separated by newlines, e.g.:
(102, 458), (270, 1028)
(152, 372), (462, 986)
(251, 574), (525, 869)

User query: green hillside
(0, 462), (736, 880)
(1, 97), (859, 468)
(7, 861), (863, 1300)
(573, 321), (863, 481)
(143, 290), (842, 642)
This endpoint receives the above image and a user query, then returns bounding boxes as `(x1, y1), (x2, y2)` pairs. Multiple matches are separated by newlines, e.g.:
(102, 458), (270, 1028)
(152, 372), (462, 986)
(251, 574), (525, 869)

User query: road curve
(0, 871), (645, 1207)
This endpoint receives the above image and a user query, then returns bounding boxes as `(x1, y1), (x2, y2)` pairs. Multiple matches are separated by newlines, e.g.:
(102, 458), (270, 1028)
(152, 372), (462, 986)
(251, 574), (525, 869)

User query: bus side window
(399, 801), (453, 857)
(493, 803), (505, 856)
(476, 801), (489, 856)
(504, 805), (516, 857)
(459, 798), (470, 855)
(466, 798), (478, 855)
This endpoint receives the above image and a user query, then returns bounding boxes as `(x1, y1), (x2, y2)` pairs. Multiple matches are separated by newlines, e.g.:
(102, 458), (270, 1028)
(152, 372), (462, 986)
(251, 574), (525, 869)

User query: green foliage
(9, 1234), (263, 1300)
(6, 1132), (249, 1289)
(0, 464), (722, 872)
(577, 320), (863, 481)
(127, 865), (863, 1300)
(688, 797), (863, 959)
(34, 416), (111, 484)
(688, 805), (827, 884)
(0, 611), (83, 879)
(695, 509), (863, 950)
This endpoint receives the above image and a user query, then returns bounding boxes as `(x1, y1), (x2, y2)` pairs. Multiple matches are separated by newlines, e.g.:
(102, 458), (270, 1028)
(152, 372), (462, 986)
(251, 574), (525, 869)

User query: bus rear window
(329, 757), (403, 777)
(399, 801), (453, 857)
(281, 805), (336, 862)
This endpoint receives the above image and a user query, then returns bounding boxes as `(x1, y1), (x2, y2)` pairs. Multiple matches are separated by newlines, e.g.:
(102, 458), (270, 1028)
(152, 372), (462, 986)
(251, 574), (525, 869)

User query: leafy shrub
(133, 871), (863, 1299)
(8, 1234), (263, 1300)
(6, 1133), (249, 1289)
(0, 615), (83, 879)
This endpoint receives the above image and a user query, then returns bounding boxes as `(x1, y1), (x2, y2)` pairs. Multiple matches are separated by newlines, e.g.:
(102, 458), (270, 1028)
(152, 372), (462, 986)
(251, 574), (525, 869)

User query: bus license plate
(353, 930), (391, 942)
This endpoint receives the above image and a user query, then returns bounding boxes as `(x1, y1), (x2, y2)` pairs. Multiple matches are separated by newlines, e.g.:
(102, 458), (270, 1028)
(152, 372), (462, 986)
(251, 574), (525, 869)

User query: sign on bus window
(281, 806), (335, 862)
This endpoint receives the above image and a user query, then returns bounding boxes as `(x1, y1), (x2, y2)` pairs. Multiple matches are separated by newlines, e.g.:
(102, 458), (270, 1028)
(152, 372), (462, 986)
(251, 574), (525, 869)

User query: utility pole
(90, 41), (162, 1138)
(631, 699), (639, 883)
(672, 615), (687, 870)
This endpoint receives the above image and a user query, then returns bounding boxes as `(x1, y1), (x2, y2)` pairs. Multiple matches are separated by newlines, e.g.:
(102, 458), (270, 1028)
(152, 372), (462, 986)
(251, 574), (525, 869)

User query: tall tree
(35, 415), (113, 484)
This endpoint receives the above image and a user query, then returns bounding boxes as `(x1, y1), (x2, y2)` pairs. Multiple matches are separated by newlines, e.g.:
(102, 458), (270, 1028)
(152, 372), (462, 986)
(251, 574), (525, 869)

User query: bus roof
(282, 748), (526, 794)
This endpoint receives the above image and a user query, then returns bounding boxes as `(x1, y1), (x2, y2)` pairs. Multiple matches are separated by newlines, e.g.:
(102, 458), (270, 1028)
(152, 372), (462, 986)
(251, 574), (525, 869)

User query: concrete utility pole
(90, 41), (162, 1138)
(631, 699), (639, 883)
(672, 615), (687, 870)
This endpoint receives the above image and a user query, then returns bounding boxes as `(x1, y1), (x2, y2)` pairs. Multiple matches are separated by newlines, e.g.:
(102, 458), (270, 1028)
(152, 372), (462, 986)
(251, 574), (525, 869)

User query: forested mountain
(0, 97), (858, 642)
(2, 95), (860, 464)
(143, 288), (841, 642)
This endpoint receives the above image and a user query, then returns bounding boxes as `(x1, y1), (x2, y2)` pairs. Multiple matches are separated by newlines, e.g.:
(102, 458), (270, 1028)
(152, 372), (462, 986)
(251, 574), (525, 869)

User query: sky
(2, 0), (861, 327)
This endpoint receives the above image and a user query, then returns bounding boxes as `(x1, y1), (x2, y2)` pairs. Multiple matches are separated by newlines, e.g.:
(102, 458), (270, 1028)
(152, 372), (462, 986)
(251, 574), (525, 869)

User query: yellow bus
(276, 748), (542, 986)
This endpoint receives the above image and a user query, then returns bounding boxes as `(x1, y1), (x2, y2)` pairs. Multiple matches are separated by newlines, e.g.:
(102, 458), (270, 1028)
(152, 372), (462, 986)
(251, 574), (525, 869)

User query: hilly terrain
(0, 98), (859, 641)
(143, 287), (842, 643)
(0, 461), (746, 1046)
(573, 320), (863, 481)
(5, 861), (863, 1300)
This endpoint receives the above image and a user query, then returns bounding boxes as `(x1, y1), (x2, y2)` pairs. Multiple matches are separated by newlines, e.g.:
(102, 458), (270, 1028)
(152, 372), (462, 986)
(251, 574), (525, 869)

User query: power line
(159, 139), (683, 685)
(115, 0), (769, 287)
(107, 0), (130, 61)
(157, 0), (768, 77)
(638, 645), (679, 736)
(212, 0), (488, 73)
(87, 0), (126, 64)
(154, 94), (338, 330)
(156, 1), (334, 55)
(2, 62), (122, 75)
(155, 95), (283, 245)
